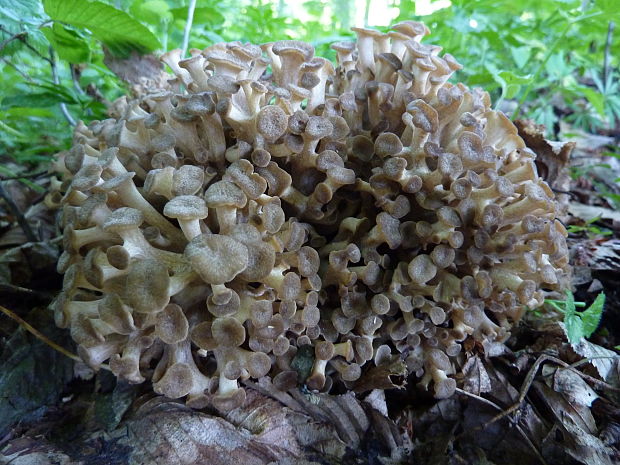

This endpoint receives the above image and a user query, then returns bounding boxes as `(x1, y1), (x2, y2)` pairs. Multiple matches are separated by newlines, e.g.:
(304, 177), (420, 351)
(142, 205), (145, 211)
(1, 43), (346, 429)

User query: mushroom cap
(272, 40), (314, 61)
(153, 363), (194, 399)
(256, 105), (288, 143)
(156, 304), (190, 344)
(204, 180), (247, 208)
(408, 254), (438, 284)
(163, 195), (208, 221)
(102, 207), (144, 233)
(126, 259), (171, 313)
(211, 316), (245, 347)
(184, 233), (249, 284)
(229, 224), (276, 281)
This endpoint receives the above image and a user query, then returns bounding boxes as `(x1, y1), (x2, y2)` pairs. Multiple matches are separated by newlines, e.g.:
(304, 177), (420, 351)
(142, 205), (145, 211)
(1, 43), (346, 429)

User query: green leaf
(510, 46), (531, 69)
(564, 289), (576, 313)
(42, 23), (90, 63)
(497, 70), (533, 99)
(0, 0), (45, 26)
(170, 6), (224, 25)
(1, 92), (76, 109)
(32, 82), (80, 103)
(581, 87), (606, 118)
(581, 292), (605, 338)
(130, 0), (172, 26)
(498, 70), (533, 86)
(43, 0), (161, 57)
(564, 312), (584, 344)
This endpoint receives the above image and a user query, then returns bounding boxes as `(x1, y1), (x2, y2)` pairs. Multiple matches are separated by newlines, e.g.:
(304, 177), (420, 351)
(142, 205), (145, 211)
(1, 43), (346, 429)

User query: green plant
(546, 291), (606, 344)
(566, 215), (613, 238)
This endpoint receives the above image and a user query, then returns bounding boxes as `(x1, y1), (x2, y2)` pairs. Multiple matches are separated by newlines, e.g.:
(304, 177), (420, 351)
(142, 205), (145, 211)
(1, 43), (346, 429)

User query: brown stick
(0, 304), (111, 371)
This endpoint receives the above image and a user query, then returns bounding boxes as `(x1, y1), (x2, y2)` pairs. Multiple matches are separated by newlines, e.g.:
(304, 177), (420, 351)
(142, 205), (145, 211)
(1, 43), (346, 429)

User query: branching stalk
(49, 46), (77, 126)
(181, 0), (197, 58)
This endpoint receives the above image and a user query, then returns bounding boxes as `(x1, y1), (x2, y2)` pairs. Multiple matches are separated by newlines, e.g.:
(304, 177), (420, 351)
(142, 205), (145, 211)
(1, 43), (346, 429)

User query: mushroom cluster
(51, 21), (569, 409)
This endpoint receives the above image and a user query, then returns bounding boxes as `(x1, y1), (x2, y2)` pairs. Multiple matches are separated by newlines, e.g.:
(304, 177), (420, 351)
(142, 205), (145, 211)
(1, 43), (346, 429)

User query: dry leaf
(571, 339), (620, 381)
(534, 380), (597, 435)
(515, 118), (574, 217)
(103, 49), (168, 94)
(569, 203), (620, 224)
(353, 357), (407, 393)
(482, 362), (519, 406)
(115, 397), (300, 465)
(461, 355), (492, 396)
(541, 416), (620, 465)
(552, 368), (599, 407)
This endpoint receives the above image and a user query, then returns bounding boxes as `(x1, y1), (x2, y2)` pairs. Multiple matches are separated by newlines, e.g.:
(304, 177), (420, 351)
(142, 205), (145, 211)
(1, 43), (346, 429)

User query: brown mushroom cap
(256, 105), (288, 143)
(126, 259), (171, 313)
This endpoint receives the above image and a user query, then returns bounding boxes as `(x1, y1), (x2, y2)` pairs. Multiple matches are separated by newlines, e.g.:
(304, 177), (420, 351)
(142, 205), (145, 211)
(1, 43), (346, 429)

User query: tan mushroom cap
(156, 304), (189, 344)
(184, 233), (249, 284)
(163, 195), (208, 221)
(102, 207), (144, 233)
(126, 259), (171, 313)
(272, 39), (314, 61)
(204, 180), (247, 208)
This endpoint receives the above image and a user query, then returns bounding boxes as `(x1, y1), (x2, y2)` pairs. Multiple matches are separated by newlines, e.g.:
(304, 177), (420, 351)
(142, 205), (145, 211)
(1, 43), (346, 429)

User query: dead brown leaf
(103, 48), (168, 94)
(353, 357), (407, 393)
(462, 355), (492, 396)
(515, 118), (574, 217)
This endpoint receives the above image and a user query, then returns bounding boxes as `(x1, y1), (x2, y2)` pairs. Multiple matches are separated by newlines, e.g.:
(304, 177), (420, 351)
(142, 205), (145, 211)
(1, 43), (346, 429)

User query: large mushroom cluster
(51, 21), (569, 410)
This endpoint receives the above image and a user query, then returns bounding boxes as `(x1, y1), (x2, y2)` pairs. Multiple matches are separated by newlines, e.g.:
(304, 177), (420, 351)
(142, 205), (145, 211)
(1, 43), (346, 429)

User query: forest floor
(0, 120), (619, 465)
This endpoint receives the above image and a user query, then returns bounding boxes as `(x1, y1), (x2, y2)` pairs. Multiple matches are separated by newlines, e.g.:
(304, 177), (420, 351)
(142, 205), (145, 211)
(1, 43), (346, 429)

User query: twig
(0, 180), (38, 242)
(481, 354), (551, 430)
(70, 64), (86, 95)
(541, 354), (620, 391)
(0, 304), (82, 363)
(456, 350), (620, 463)
(481, 352), (620, 432)
(181, 0), (197, 58)
(603, 21), (615, 84)
(0, 283), (54, 300)
(0, 57), (34, 82)
(455, 388), (548, 465)
(0, 25), (52, 64)
(455, 387), (503, 411)
(49, 46), (77, 126)
(0, 29), (27, 54)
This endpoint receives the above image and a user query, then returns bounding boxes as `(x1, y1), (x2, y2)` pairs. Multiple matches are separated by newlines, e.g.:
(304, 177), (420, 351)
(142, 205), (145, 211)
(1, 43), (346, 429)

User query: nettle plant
(50, 21), (570, 410)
